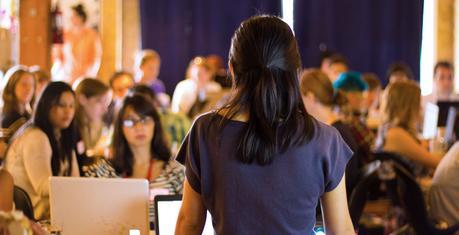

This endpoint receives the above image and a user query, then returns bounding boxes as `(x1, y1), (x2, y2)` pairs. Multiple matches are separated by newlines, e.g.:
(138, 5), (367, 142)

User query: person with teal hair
(333, 71), (368, 113)
(334, 71), (375, 165)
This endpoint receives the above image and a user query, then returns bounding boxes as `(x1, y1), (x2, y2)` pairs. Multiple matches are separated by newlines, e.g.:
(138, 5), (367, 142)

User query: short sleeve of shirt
(324, 129), (354, 192)
(175, 122), (202, 193)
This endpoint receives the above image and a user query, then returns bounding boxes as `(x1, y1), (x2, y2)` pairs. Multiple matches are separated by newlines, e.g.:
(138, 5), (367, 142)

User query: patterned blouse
(148, 160), (185, 225)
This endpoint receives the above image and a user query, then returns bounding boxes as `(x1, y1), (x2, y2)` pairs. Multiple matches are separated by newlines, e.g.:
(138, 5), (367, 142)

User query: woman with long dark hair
(5, 82), (79, 220)
(175, 16), (354, 234)
(111, 94), (184, 225)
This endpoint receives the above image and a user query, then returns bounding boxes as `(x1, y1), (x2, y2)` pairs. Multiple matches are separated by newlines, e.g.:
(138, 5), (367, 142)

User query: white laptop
(154, 195), (214, 235)
(49, 177), (150, 235)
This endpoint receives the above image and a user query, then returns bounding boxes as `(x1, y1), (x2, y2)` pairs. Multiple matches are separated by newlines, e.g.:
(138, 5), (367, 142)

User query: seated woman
(375, 80), (442, 172)
(74, 78), (111, 158)
(4, 82), (80, 220)
(111, 94), (184, 225)
(74, 78), (116, 177)
(129, 84), (191, 154)
(300, 69), (360, 195)
(0, 66), (36, 134)
(171, 56), (222, 118)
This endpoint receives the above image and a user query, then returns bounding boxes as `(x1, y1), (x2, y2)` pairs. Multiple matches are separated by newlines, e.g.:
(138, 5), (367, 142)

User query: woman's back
(177, 113), (352, 234)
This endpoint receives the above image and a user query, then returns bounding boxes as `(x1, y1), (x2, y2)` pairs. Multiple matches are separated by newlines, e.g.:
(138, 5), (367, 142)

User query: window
(282, 0), (294, 31)
(420, 0), (436, 95)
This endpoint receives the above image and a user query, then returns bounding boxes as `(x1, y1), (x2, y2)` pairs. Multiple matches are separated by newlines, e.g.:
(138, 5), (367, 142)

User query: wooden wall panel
(19, 0), (51, 69)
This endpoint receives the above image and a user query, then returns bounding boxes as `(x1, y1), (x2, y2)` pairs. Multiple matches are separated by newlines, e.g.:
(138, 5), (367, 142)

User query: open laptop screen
(154, 195), (213, 235)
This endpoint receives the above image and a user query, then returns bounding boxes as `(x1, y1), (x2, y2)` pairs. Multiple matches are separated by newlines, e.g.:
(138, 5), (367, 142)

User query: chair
(349, 155), (459, 235)
(392, 163), (459, 235)
(13, 185), (34, 221)
(373, 151), (415, 175)
(348, 161), (382, 228)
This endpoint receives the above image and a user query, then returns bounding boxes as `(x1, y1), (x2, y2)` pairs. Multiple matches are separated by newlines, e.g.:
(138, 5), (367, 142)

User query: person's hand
(30, 221), (49, 235)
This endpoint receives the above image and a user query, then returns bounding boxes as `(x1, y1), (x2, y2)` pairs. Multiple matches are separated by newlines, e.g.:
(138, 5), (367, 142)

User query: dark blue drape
(140, 0), (281, 95)
(294, 0), (423, 85)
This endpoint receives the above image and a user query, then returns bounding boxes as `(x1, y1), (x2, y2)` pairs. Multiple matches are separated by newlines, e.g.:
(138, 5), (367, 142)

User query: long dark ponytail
(218, 15), (315, 165)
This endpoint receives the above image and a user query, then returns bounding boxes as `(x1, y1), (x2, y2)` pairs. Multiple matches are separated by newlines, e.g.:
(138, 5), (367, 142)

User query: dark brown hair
(111, 94), (170, 177)
(217, 15), (315, 165)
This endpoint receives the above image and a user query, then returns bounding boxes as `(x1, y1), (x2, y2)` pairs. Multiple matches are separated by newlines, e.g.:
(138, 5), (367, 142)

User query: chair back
(348, 161), (382, 228)
(373, 151), (415, 175)
(13, 185), (34, 221)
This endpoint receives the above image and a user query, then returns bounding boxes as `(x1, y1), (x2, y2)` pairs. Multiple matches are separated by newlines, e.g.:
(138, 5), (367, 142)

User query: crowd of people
(0, 13), (459, 235)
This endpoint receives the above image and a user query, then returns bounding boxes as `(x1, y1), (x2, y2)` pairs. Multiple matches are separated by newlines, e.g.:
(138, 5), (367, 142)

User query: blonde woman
(376, 80), (442, 170)
(171, 57), (222, 118)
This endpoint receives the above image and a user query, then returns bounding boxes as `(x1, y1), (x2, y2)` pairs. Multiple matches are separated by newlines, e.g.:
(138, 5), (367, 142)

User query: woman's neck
(54, 128), (61, 140)
(87, 119), (103, 129)
(16, 104), (26, 115)
(131, 144), (151, 165)
(140, 76), (156, 84)
(311, 105), (338, 125)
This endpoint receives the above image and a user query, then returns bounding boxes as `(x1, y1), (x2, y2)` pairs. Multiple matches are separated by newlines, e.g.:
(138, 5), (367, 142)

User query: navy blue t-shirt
(176, 113), (353, 235)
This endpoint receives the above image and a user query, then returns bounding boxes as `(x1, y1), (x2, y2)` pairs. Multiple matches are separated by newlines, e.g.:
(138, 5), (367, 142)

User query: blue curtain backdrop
(139, 0), (281, 95)
(294, 0), (423, 85)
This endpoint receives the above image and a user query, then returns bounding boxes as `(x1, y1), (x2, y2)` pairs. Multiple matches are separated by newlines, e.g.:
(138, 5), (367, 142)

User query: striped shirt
(149, 160), (185, 224)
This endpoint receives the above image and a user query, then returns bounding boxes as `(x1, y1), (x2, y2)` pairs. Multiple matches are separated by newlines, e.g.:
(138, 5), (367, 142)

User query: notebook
(49, 177), (150, 235)
(154, 194), (214, 235)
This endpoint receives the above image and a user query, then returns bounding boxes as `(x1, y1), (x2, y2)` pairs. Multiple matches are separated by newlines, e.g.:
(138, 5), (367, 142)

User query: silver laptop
(49, 177), (150, 235)
(154, 195), (214, 235)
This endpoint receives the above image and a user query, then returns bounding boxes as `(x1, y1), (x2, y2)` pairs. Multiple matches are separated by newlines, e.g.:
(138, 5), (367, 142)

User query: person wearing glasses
(111, 94), (184, 226)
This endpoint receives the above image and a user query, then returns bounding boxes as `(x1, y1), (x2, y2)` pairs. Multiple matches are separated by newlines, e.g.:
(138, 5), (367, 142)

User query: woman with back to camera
(5, 82), (79, 220)
(175, 15), (354, 235)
